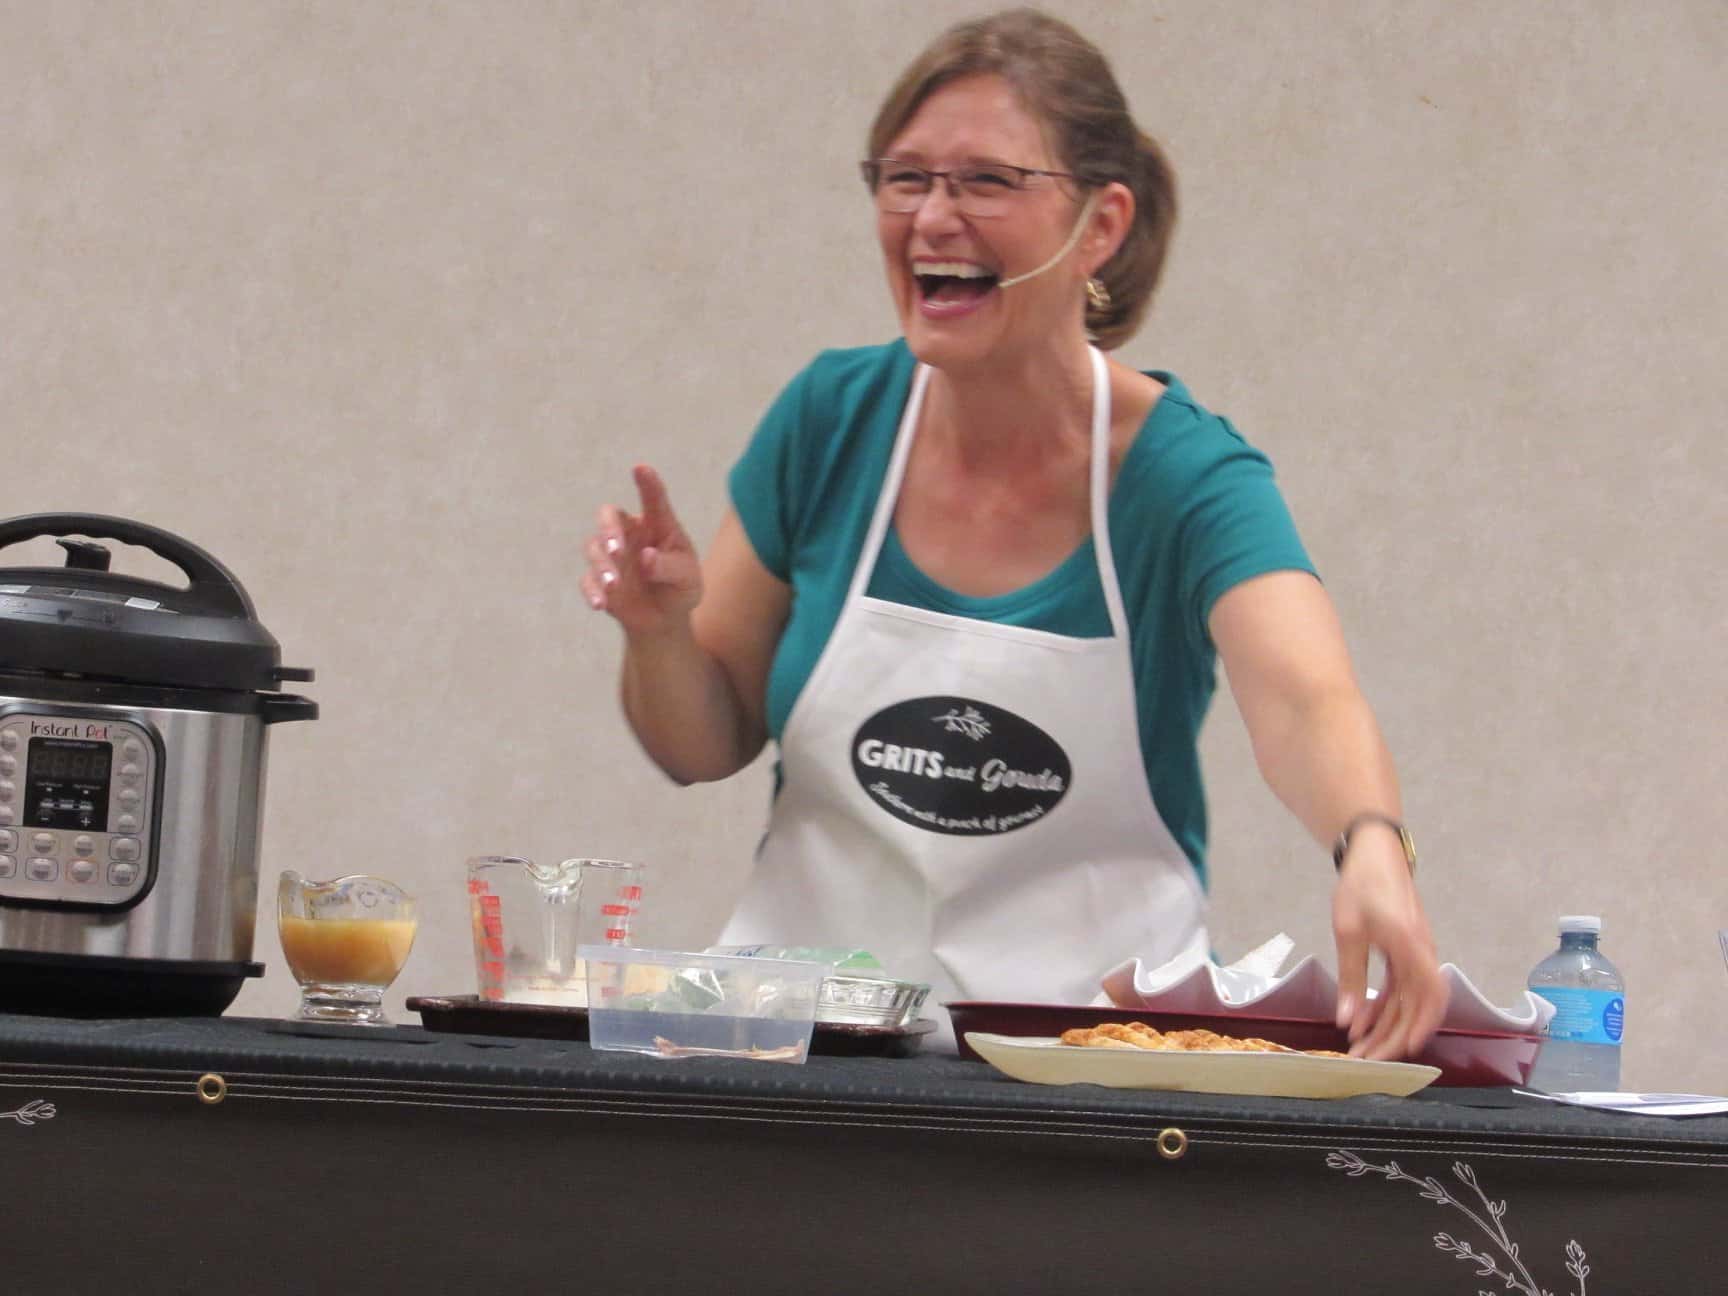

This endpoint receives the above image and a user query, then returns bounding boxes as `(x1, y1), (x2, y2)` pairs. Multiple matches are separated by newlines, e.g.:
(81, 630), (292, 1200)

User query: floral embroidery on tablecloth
(1326, 1151), (1591, 1295)
(2, 1098), (56, 1127)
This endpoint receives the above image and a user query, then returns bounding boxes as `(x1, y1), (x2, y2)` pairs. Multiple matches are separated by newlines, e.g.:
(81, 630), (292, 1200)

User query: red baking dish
(945, 1001), (1542, 1087)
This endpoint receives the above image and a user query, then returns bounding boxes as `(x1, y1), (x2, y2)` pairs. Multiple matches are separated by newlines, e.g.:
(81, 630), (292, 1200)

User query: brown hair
(867, 8), (1177, 350)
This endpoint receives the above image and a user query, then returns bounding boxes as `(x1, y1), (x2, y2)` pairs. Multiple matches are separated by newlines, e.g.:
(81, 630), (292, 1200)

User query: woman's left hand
(1210, 571), (1449, 1061)
(1331, 826), (1449, 1061)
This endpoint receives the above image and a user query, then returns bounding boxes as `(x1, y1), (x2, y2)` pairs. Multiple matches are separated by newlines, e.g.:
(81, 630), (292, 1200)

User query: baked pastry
(1060, 1021), (1172, 1049)
(1059, 1021), (1349, 1058)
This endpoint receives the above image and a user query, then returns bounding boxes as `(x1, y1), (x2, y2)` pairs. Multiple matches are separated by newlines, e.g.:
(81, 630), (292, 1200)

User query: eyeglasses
(860, 158), (1084, 219)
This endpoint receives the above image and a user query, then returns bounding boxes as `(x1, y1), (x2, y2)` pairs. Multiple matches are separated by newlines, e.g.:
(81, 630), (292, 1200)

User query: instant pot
(0, 514), (316, 1015)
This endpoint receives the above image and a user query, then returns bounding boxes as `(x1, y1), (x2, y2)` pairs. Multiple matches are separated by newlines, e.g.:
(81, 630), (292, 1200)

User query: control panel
(0, 712), (157, 908)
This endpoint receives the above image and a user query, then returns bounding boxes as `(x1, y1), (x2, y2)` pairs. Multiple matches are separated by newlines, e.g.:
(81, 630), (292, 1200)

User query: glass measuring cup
(277, 870), (418, 1026)
(466, 856), (644, 1007)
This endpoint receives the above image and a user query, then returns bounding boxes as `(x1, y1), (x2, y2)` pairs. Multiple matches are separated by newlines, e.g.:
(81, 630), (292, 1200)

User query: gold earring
(1086, 277), (1112, 311)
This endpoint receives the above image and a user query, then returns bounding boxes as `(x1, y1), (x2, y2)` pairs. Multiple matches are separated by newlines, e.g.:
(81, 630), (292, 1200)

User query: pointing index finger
(633, 464), (675, 527)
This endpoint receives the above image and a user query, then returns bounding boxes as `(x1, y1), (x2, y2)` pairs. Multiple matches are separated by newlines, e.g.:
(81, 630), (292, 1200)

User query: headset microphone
(995, 191), (1100, 289)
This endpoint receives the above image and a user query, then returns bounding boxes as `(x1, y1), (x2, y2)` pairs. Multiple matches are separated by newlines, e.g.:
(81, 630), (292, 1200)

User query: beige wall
(4, 1), (1724, 1089)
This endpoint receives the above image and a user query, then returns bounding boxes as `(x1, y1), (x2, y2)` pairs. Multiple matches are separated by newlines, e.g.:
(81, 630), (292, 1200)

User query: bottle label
(1533, 988), (1625, 1046)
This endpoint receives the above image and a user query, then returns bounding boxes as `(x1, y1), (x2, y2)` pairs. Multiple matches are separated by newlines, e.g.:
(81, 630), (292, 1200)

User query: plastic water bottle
(1526, 915), (1626, 1092)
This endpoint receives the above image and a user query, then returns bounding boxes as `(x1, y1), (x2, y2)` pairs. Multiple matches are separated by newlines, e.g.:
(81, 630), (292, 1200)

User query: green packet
(704, 945), (884, 971)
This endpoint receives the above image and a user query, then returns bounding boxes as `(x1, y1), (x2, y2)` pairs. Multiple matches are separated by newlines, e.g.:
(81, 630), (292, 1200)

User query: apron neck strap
(1085, 346), (1131, 639)
(851, 347), (1130, 641)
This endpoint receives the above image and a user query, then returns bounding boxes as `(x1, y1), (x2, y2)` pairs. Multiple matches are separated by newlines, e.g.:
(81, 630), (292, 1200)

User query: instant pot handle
(260, 694), (319, 724)
(0, 513), (255, 618)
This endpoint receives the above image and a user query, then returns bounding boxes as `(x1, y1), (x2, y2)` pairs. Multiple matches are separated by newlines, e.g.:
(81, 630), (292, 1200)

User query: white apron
(721, 348), (1207, 1047)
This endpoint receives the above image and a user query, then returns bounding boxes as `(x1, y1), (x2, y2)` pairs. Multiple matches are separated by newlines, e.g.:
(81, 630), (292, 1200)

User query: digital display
(26, 737), (113, 831)
(29, 743), (111, 782)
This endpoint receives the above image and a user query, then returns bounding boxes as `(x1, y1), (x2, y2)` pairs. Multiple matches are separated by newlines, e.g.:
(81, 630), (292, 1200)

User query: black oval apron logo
(850, 696), (1071, 836)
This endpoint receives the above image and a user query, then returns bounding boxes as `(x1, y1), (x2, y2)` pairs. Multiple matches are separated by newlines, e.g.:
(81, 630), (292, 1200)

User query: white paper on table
(1517, 1090), (1728, 1117)
(1099, 931), (1557, 1035)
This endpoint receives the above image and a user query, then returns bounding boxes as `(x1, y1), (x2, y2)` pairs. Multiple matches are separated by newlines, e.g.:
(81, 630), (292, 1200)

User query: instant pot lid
(0, 513), (313, 693)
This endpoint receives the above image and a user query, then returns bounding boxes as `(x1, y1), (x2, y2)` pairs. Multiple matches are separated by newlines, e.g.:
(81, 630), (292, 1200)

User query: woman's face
(876, 74), (1093, 375)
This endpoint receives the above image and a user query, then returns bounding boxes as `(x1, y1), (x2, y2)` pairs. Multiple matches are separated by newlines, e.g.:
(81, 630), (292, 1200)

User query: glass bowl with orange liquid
(278, 870), (418, 1026)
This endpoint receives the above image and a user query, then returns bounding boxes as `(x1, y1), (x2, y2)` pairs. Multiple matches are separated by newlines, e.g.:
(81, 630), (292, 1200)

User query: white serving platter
(965, 1032), (1441, 1100)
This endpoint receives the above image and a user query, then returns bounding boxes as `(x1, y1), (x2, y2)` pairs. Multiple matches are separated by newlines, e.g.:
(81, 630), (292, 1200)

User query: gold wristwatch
(1332, 813), (1416, 875)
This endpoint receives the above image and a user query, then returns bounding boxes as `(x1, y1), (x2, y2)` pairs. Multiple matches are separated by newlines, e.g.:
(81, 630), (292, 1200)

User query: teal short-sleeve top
(728, 340), (1316, 886)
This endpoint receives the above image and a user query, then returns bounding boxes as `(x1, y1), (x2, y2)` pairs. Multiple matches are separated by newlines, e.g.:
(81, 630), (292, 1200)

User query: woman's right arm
(584, 465), (790, 785)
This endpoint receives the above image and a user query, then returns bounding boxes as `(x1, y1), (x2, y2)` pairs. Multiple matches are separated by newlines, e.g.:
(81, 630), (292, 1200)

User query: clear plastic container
(1527, 915), (1626, 1092)
(581, 946), (825, 1063)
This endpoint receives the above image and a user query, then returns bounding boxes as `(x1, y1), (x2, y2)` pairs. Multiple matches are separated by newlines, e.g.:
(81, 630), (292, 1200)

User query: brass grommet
(196, 1073), (228, 1105)
(1156, 1127), (1188, 1160)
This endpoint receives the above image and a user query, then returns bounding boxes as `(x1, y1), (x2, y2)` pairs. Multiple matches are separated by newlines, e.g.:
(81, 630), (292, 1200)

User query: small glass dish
(816, 973), (930, 1026)
(278, 870), (418, 1026)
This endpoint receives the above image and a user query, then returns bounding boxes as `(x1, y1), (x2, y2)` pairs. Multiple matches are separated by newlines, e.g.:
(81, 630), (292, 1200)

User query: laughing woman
(584, 8), (1447, 1058)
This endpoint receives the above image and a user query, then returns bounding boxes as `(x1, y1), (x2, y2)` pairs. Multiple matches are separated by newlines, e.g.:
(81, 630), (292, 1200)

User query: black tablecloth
(4, 1011), (1724, 1145)
(2, 1013), (1722, 1294)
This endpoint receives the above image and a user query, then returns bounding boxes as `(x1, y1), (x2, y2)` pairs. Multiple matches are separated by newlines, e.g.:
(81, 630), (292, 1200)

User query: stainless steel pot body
(0, 694), (268, 964)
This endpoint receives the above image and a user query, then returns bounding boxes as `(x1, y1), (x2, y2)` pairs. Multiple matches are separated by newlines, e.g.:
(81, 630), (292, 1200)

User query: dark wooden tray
(407, 995), (938, 1058)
